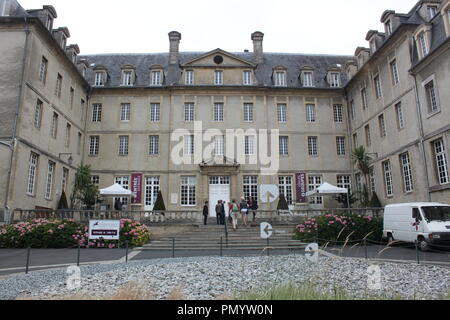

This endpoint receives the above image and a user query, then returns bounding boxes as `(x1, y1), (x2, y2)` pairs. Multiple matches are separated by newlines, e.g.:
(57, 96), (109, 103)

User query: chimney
(168, 31), (181, 65)
(251, 31), (264, 64)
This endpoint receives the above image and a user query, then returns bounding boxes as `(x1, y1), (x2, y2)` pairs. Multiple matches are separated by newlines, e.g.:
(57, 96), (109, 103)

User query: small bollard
(172, 238), (175, 258)
(25, 246), (31, 274)
(125, 241), (129, 263)
(77, 243), (81, 267)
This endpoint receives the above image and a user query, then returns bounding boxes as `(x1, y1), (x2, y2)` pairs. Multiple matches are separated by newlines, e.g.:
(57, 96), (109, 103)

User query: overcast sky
(19, 0), (418, 55)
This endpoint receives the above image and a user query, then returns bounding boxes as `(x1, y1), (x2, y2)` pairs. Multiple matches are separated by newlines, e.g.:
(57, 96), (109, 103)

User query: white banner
(89, 220), (121, 240)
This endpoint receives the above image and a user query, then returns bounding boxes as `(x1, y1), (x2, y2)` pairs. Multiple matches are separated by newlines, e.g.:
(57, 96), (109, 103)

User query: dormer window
(121, 67), (135, 86)
(417, 32), (429, 58)
(370, 40), (377, 54)
(243, 71), (252, 85)
(427, 5), (438, 20)
(150, 69), (163, 86)
(185, 70), (194, 85)
(328, 71), (341, 88)
(301, 69), (314, 87)
(46, 16), (53, 31)
(94, 71), (106, 86)
(274, 70), (287, 87)
(385, 20), (392, 36)
(214, 70), (223, 85)
(61, 35), (67, 49)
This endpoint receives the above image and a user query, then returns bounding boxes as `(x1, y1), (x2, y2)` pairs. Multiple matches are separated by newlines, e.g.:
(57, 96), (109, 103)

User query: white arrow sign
(260, 185), (279, 204)
(260, 222), (273, 239)
(305, 243), (319, 263)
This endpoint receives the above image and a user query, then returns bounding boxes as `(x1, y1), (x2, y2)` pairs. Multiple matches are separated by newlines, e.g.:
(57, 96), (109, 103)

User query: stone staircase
(141, 224), (306, 253)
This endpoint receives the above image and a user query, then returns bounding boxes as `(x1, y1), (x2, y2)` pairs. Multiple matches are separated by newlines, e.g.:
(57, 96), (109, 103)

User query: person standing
(250, 197), (258, 222)
(203, 201), (209, 226)
(215, 201), (222, 225)
(229, 199), (240, 231)
(220, 200), (226, 225)
(240, 197), (248, 226)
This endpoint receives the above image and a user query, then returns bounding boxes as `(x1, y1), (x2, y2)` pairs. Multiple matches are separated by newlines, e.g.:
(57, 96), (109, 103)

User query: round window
(214, 55), (224, 64)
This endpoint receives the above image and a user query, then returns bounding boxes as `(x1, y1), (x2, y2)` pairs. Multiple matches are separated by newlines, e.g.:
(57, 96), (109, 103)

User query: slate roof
(80, 52), (354, 89)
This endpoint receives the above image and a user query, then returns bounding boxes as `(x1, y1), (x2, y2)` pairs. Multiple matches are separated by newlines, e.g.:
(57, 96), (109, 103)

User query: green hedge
(0, 218), (150, 249)
(293, 214), (383, 245)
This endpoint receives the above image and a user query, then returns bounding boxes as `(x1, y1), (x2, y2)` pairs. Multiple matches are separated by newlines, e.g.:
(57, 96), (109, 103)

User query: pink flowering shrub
(294, 214), (382, 245)
(0, 219), (151, 249)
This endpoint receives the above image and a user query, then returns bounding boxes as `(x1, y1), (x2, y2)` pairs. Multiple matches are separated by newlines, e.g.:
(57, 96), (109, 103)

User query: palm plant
(351, 146), (372, 207)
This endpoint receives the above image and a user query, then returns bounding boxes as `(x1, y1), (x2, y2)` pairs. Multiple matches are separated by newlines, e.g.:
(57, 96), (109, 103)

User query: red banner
(131, 173), (142, 204)
(296, 173), (307, 203)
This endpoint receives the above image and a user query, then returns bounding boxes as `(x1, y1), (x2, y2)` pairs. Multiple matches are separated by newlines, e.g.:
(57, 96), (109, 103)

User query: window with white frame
(400, 152), (414, 193)
(275, 71), (286, 87)
(115, 176), (129, 206)
(149, 135), (159, 155)
(51, 112), (58, 139)
(350, 100), (355, 120)
(378, 114), (386, 138)
(244, 103), (253, 122)
(122, 71), (133, 86)
(120, 103), (131, 121)
(119, 136), (129, 156)
(184, 135), (194, 156)
(145, 176), (160, 208)
(215, 70), (223, 85)
(151, 70), (162, 86)
(427, 5), (438, 20)
(336, 136), (346, 156)
(383, 160), (394, 196)
(55, 73), (63, 98)
(92, 104), (102, 122)
(26, 152), (39, 196)
(243, 176), (258, 202)
(214, 135), (225, 156)
(244, 136), (255, 155)
(279, 136), (289, 156)
(333, 105), (344, 123)
(355, 173), (362, 194)
(181, 176), (196, 206)
(61, 167), (69, 192)
(365, 125), (372, 147)
(434, 139), (449, 185)
(424, 79), (440, 114)
(361, 87), (368, 109)
(214, 103), (224, 122)
(185, 70), (194, 85)
(44, 161), (55, 200)
(337, 175), (352, 192)
(370, 40), (377, 55)
(329, 72), (341, 87)
(65, 123), (71, 148)
(184, 103), (195, 122)
(395, 102), (405, 129)
(418, 32), (429, 57)
(369, 166), (376, 194)
(303, 71), (314, 87)
(278, 176), (293, 205)
(277, 104), (287, 123)
(150, 103), (160, 122)
(385, 20), (392, 36)
(94, 72), (105, 86)
(243, 71), (252, 85)
(91, 176), (99, 185)
(308, 176), (323, 204)
(390, 59), (400, 85)
(89, 136), (99, 156)
(39, 56), (48, 84)
(306, 104), (316, 123)
(308, 136), (318, 156)
(34, 99), (43, 129)
(374, 74), (383, 99)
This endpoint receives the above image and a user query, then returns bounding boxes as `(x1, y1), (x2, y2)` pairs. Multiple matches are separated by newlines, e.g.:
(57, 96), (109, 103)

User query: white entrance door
(144, 176), (160, 211)
(209, 176), (230, 217)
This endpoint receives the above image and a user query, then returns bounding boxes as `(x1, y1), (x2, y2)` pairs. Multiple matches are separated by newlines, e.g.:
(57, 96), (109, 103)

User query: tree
(352, 146), (373, 207)
(70, 164), (100, 209)
(58, 190), (69, 210)
(153, 191), (166, 211)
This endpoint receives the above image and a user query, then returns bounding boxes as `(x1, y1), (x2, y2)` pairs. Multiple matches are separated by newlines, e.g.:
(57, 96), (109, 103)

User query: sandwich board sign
(260, 222), (273, 239)
(89, 220), (121, 240)
(305, 243), (319, 263)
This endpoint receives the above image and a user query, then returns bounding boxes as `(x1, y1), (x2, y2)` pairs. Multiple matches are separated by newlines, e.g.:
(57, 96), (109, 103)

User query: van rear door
(410, 207), (422, 241)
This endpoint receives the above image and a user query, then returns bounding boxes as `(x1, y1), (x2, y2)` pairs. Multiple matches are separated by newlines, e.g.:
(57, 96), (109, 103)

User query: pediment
(181, 49), (256, 68)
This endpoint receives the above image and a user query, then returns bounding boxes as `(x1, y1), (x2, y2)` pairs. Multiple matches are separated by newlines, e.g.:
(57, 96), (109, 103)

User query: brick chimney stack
(169, 31), (182, 65)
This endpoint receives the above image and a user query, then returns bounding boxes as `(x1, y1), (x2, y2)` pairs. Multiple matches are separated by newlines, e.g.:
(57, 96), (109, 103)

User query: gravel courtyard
(0, 255), (449, 300)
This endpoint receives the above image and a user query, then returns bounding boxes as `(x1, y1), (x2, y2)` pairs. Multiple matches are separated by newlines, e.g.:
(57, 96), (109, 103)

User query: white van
(383, 203), (450, 251)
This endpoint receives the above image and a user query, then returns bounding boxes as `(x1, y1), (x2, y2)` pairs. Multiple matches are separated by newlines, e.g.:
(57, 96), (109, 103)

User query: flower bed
(0, 218), (150, 249)
(293, 214), (383, 245)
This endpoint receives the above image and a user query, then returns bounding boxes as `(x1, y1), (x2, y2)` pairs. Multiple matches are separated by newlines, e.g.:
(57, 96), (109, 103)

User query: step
(138, 246), (307, 251)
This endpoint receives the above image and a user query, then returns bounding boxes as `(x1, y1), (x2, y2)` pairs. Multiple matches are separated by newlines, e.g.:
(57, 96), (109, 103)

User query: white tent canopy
(305, 182), (348, 197)
(99, 183), (132, 196)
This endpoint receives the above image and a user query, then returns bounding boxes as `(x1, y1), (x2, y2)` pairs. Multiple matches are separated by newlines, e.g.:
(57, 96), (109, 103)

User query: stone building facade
(0, 0), (448, 214)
